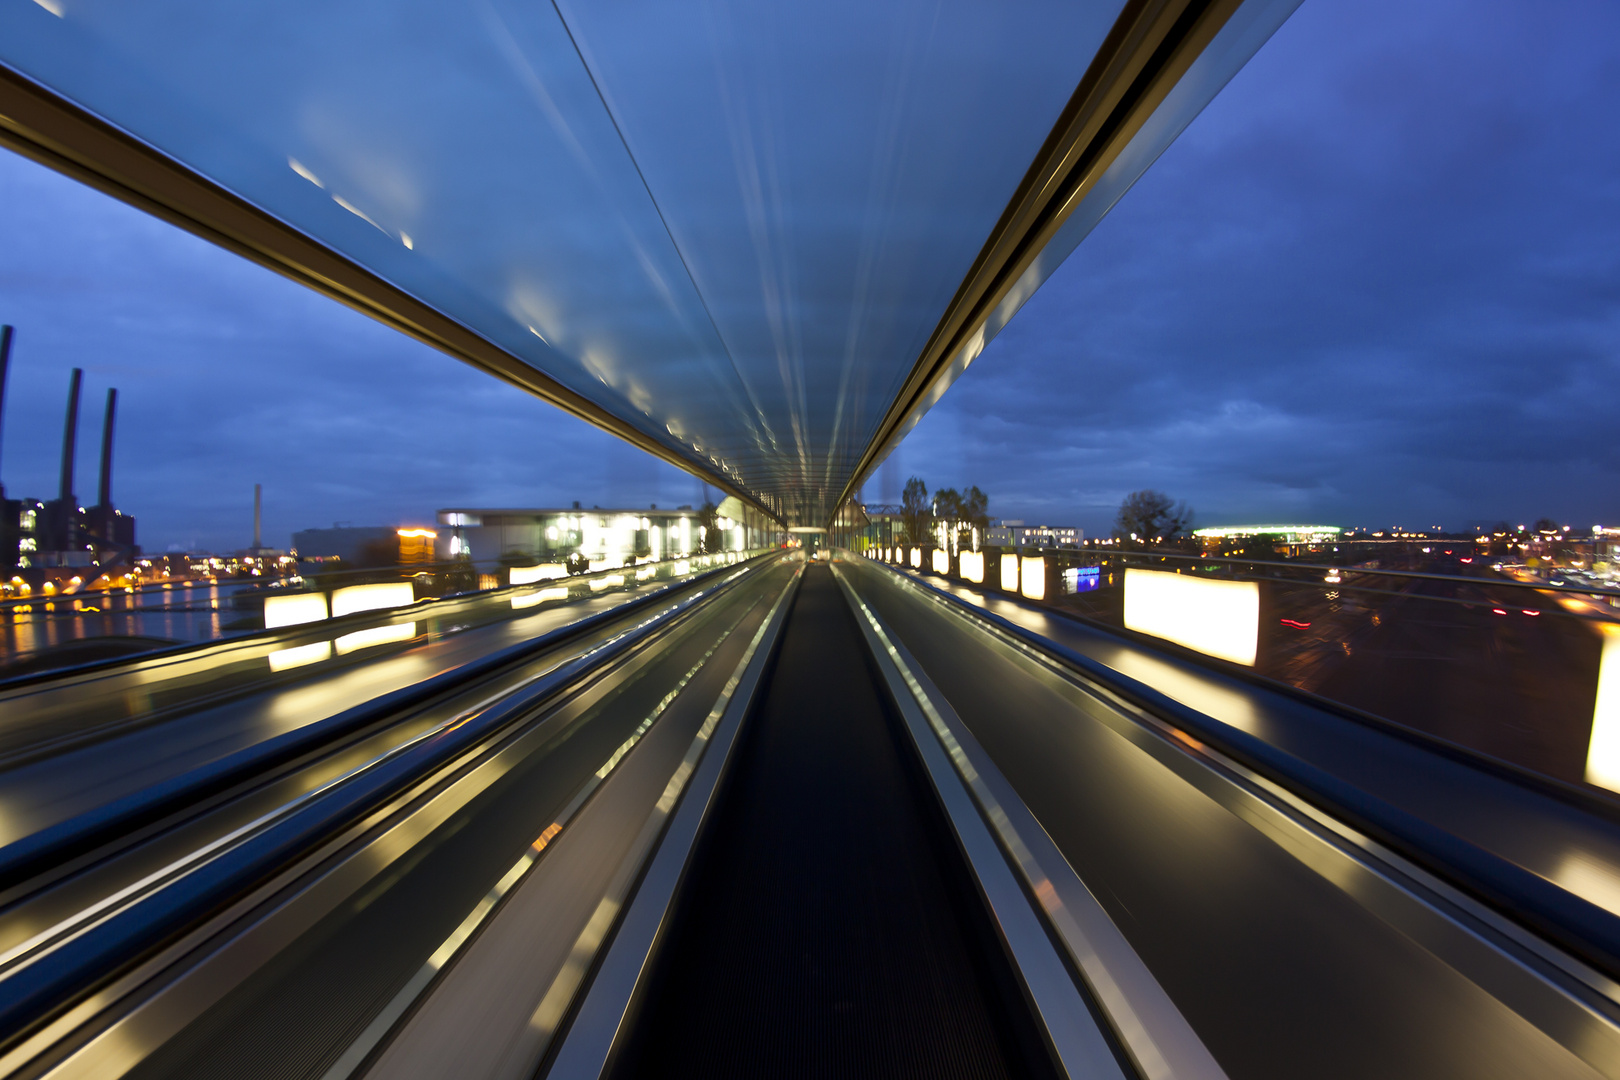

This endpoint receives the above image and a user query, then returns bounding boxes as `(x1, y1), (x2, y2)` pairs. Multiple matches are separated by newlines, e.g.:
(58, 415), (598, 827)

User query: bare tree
(900, 477), (932, 547)
(697, 501), (723, 554)
(1114, 490), (1193, 547)
(961, 486), (990, 533)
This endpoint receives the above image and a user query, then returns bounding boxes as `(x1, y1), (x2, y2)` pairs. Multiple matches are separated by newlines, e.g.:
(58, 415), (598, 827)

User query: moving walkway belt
(571, 564), (1061, 1080)
(0, 558), (785, 1073)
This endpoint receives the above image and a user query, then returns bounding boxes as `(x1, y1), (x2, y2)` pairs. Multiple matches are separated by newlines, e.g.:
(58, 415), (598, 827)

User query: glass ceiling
(0, 0), (1292, 525)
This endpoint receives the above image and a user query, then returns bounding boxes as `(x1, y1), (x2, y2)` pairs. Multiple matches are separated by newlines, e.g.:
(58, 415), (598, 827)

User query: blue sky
(1, 0), (1617, 549)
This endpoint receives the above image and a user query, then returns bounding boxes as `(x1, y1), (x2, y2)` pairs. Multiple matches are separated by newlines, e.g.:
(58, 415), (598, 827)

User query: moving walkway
(2, 551), (1617, 1078)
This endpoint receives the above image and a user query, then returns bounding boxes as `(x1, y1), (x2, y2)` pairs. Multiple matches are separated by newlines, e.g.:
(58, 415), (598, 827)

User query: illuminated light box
(331, 581), (415, 618)
(636, 565), (655, 581)
(673, 560), (691, 576)
(910, 547), (922, 568)
(931, 549), (949, 574)
(509, 563), (566, 586)
(335, 622), (415, 655)
(1000, 553), (1019, 592)
(959, 551), (984, 583)
(263, 591), (328, 628)
(1020, 556), (1046, 601)
(267, 640), (332, 672)
(589, 574), (627, 591)
(1123, 569), (1258, 666)
(1586, 626), (1620, 792)
(1063, 565), (1101, 594)
(511, 586), (570, 609)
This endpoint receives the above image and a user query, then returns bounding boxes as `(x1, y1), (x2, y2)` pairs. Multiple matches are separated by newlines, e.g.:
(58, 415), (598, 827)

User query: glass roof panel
(0, 0), (1122, 523)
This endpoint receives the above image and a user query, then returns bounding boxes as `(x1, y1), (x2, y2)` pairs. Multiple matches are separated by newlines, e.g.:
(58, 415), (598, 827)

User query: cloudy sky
(898, 0), (1620, 534)
(0, 0), (1616, 550)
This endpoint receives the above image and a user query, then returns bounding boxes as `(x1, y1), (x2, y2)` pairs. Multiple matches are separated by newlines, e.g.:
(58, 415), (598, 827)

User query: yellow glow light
(1585, 626), (1620, 792)
(267, 641), (332, 672)
(1123, 569), (1258, 666)
(960, 551), (984, 583)
(510, 564), (566, 586)
(332, 581), (415, 618)
(335, 623), (415, 654)
(264, 592), (328, 628)
(1020, 556), (1046, 601)
(673, 560), (691, 575)
(910, 547), (922, 568)
(396, 527), (437, 539)
(1000, 554), (1019, 592)
(932, 549), (949, 574)
(589, 574), (626, 592)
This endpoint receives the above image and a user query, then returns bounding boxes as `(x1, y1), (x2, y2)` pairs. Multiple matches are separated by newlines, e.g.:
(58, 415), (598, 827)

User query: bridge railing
(866, 543), (1620, 798)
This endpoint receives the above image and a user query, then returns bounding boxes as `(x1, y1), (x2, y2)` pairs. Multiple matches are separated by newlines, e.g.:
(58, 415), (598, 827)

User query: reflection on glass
(0, 0), (1127, 521)
(335, 622), (415, 655)
(267, 640), (333, 673)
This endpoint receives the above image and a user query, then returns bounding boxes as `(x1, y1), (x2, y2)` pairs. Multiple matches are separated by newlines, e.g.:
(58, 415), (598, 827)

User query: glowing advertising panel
(263, 592), (328, 628)
(1062, 565), (1101, 594)
(1000, 553), (1019, 592)
(1585, 626), (1620, 792)
(1123, 569), (1258, 666)
(331, 581), (415, 618)
(959, 551), (984, 583)
(1020, 556), (1046, 601)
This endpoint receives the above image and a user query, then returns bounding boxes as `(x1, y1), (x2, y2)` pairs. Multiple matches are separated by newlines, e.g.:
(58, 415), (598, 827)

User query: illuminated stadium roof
(1193, 525), (1342, 542)
(0, 0), (1300, 525)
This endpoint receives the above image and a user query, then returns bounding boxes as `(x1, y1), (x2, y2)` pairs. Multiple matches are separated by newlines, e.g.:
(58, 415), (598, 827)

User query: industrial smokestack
(59, 367), (82, 503)
(253, 483), (262, 550)
(97, 388), (117, 508)
(0, 325), (12, 495)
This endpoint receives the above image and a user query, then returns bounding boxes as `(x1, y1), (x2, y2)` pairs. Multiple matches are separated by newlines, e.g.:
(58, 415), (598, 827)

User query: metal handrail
(911, 545), (1620, 600)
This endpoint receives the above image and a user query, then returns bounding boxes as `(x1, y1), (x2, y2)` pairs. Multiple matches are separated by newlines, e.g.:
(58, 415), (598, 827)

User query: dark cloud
(900, 0), (1620, 535)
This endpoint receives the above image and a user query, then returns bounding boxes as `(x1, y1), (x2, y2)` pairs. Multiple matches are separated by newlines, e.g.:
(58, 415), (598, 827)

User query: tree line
(897, 477), (990, 548)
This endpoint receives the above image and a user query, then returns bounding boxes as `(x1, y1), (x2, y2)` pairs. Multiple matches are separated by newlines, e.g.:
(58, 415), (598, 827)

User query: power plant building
(0, 328), (137, 576)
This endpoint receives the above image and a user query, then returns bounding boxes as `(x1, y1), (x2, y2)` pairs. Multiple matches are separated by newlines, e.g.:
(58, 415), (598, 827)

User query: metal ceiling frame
(0, 63), (781, 524)
(831, 0), (1247, 525)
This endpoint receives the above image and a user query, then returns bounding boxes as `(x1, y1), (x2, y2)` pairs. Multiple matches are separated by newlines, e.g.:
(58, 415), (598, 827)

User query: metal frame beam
(831, 0), (1247, 524)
